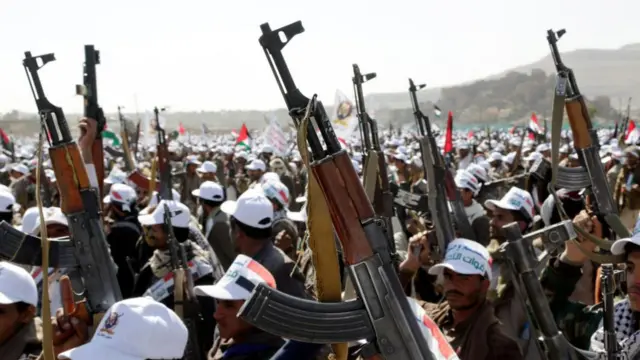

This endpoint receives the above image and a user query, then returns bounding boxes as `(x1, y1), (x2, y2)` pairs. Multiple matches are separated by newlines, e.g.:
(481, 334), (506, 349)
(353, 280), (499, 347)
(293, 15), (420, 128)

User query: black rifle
(238, 21), (437, 359)
(23, 51), (121, 316)
(162, 203), (201, 360)
(600, 264), (622, 359)
(117, 106), (136, 172)
(502, 221), (597, 360)
(409, 80), (475, 247)
(154, 107), (172, 201)
(352, 64), (395, 255)
(76, 45), (106, 202)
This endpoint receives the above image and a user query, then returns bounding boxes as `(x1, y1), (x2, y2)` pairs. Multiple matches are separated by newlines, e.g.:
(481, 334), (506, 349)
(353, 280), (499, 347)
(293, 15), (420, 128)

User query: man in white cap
(614, 145), (640, 231)
(193, 181), (236, 270)
(132, 199), (219, 355)
(0, 261), (41, 360)
(245, 159), (267, 190)
(102, 183), (143, 298)
(454, 170), (490, 246)
(196, 160), (218, 182)
(401, 237), (522, 360)
(195, 254), (285, 359)
(9, 164), (36, 212)
(56, 297), (187, 360)
(179, 155), (203, 214)
(221, 189), (307, 298)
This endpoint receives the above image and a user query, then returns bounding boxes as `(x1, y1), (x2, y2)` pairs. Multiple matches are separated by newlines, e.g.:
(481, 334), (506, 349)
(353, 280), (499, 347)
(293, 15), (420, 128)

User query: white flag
(331, 89), (359, 145)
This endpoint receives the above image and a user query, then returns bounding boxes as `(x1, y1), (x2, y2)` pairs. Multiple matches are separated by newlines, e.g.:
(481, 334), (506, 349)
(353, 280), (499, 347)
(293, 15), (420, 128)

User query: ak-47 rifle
(118, 106), (136, 172)
(22, 51), (122, 322)
(154, 107), (173, 201)
(163, 202), (202, 360)
(600, 264), (622, 359)
(409, 79), (475, 245)
(352, 64), (395, 255)
(76, 45), (106, 203)
(238, 21), (438, 360)
(547, 29), (628, 241)
(501, 221), (596, 360)
(509, 128), (527, 175)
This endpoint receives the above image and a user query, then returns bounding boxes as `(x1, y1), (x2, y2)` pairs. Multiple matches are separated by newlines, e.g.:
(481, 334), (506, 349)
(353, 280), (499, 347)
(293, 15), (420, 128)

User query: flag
(101, 129), (121, 146)
(626, 120), (639, 144)
(467, 130), (474, 141)
(236, 123), (251, 150)
(0, 128), (11, 149)
(444, 111), (454, 153)
(261, 115), (288, 156)
(331, 89), (359, 146)
(201, 123), (209, 135)
(434, 105), (442, 118)
(178, 122), (186, 135)
(528, 112), (543, 134)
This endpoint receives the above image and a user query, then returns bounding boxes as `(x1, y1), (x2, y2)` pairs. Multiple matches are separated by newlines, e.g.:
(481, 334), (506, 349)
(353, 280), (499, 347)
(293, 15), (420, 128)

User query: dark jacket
(253, 242), (308, 299)
(106, 214), (142, 298)
(206, 209), (236, 271)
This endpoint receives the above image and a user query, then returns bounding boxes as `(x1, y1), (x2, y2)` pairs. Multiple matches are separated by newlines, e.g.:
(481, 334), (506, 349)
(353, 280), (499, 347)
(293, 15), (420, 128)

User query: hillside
(2, 43), (638, 134)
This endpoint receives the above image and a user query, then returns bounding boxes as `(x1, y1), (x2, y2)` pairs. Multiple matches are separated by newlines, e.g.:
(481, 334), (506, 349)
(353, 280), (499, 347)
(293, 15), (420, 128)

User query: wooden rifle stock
(50, 144), (92, 214)
(565, 98), (592, 149)
(128, 170), (160, 192)
(312, 152), (374, 264)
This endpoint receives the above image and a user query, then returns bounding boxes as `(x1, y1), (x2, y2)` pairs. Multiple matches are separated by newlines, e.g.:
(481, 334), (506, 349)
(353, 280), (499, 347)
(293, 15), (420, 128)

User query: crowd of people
(0, 116), (638, 360)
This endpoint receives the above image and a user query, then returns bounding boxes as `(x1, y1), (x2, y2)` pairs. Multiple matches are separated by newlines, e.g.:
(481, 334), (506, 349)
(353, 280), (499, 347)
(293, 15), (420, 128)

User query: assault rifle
(22, 51), (121, 319)
(501, 221), (596, 360)
(352, 64), (395, 255)
(238, 21), (437, 360)
(600, 264), (622, 359)
(408, 79), (475, 248)
(118, 106), (136, 172)
(163, 202), (201, 360)
(154, 107), (173, 201)
(547, 29), (628, 241)
(76, 45), (106, 203)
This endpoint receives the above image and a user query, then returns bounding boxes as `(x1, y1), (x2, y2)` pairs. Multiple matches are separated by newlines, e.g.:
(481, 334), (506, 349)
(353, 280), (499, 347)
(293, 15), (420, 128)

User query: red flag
(626, 120), (637, 141)
(509, 126), (516, 135)
(529, 112), (542, 134)
(0, 128), (10, 146)
(236, 123), (251, 150)
(467, 130), (474, 141)
(444, 111), (454, 153)
(178, 122), (185, 135)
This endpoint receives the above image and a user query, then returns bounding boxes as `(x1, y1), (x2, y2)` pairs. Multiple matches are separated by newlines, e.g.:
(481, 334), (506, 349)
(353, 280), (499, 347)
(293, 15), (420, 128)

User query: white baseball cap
(260, 172), (280, 184)
(147, 189), (181, 208)
(454, 170), (480, 196)
(104, 168), (127, 185)
(489, 152), (503, 162)
(33, 207), (69, 232)
(192, 181), (224, 202)
(58, 297), (187, 360)
(138, 200), (190, 228)
(11, 164), (29, 175)
(194, 254), (275, 301)
(245, 159), (266, 172)
(18, 207), (40, 235)
(196, 161), (217, 174)
(611, 232), (640, 255)
(103, 183), (137, 212)
(484, 187), (535, 221)
(428, 239), (492, 279)
(0, 261), (38, 306)
(0, 191), (16, 213)
(185, 155), (202, 165)
(287, 203), (307, 223)
(221, 189), (273, 229)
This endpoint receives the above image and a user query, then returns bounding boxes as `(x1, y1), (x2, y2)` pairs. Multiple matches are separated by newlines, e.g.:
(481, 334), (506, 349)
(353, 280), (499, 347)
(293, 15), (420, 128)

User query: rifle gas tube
(23, 51), (122, 314)
(240, 21), (437, 360)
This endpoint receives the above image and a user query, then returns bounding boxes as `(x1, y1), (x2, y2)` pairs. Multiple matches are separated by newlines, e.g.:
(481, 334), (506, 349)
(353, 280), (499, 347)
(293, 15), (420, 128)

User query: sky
(1, 0), (638, 116)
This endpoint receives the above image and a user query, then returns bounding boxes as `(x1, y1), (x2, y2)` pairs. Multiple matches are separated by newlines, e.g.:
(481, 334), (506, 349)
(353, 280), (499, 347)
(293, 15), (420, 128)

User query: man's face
(247, 170), (261, 182)
(200, 173), (216, 182)
(214, 299), (253, 339)
(458, 149), (469, 158)
(442, 269), (487, 310)
(489, 207), (515, 241)
(187, 164), (198, 174)
(459, 189), (473, 204)
(0, 303), (33, 345)
(626, 251), (640, 311)
(625, 155), (638, 169)
(144, 224), (167, 248)
(47, 224), (70, 238)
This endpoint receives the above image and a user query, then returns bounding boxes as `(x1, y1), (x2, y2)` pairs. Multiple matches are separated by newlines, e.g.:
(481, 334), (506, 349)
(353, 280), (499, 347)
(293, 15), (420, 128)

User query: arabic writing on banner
(261, 115), (288, 156)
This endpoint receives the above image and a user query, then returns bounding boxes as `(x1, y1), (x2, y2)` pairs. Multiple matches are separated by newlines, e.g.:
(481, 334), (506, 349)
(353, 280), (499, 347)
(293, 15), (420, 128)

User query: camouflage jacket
(540, 257), (603, 350)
